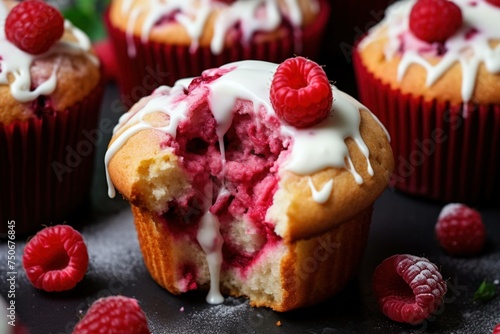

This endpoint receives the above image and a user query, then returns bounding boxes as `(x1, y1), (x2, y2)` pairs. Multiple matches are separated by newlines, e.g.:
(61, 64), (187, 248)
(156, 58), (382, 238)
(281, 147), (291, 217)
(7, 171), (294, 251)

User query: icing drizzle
(360, 0), (500, 102)
(104, 60), (386, 305)
(119, 0), (314, 56)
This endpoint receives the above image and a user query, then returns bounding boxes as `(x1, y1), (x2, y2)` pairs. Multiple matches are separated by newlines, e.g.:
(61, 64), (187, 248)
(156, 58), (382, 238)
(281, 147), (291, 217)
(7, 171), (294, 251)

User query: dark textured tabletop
(1, 81), (499, 334)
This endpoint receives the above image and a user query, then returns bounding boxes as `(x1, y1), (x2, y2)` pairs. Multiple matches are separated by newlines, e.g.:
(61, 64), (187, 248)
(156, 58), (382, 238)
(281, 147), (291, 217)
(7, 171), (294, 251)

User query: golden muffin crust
(269, 109), (393, 241)
(131, 203), (372, 311)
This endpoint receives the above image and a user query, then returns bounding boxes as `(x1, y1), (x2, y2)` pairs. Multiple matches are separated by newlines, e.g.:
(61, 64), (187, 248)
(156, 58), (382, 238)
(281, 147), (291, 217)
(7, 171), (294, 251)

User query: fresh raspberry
(409, 0), (463, 43)
(5, 0), (65, 55)
(486, 0), (500, 7)
(493, 324), (500, 334)
(372, 254), (447, 325)
(435, 203), (486, 256)
(93, 39), (118, 82)
(270, 57), (332, 128)
(73, 296), (150, 334)
(22, 225), (89, 292)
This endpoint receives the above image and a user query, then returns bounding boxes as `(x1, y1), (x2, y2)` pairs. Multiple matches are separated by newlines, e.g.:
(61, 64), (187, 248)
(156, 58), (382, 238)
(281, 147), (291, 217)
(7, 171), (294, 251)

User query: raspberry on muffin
(5, 0), (65, 55)
(270, 57), (333, 128)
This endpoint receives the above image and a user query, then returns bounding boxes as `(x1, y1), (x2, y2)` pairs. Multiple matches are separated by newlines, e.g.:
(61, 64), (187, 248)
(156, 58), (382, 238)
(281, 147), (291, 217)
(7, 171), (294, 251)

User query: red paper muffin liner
(353, 48), (500, 204)
(0, 82), (104, 235)
(104, 0), (330, 107)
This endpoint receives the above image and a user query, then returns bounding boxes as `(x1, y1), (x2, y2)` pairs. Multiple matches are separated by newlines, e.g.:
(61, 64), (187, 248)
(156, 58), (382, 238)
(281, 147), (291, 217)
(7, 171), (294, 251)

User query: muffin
(105, 0), (330, 107)
(354, 0), (500, 204)
(105, 58), (393, 311)
(0, 0), (103, 235)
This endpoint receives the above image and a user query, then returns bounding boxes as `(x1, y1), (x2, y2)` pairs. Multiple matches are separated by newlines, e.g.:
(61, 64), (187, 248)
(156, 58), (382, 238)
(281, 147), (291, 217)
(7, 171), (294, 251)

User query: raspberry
(372, 254), (447, 325)
(73, 296), (150, 334)
(435, 203), (486, 256)
(270, 57), (332, 128)
(409, 0), (462, 43)
(22, 225), (89, 292)
(5, 0), (65, 55)
(486, 0), (500, 7)
(493, 324), (500, 334)
(93, 39), (118, 82)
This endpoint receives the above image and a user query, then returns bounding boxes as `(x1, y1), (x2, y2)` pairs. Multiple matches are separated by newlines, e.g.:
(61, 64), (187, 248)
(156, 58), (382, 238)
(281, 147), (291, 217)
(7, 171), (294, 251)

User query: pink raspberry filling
(159, 70), (289, 279)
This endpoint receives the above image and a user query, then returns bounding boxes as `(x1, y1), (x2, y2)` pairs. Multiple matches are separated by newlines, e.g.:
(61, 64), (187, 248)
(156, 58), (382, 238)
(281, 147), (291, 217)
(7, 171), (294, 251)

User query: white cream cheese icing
(359, 0), (500, 102)
(120, 0), (316, 57)
(0, 1), (97, 103)
(307, 177), (334, 204)
(104, 59), (389, 305)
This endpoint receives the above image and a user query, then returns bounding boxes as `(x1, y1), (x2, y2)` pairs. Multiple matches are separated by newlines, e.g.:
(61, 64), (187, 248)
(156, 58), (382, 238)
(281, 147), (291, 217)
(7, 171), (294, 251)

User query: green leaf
(473, 280), (497, 302)
(74, 0), (98, 15)
(63, 7), (107, 41)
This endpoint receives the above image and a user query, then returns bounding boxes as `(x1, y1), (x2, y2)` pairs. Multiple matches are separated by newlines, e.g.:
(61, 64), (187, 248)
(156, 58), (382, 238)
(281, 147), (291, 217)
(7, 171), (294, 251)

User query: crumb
(276, 320), (282, 327)
(180, 307), (184, 312)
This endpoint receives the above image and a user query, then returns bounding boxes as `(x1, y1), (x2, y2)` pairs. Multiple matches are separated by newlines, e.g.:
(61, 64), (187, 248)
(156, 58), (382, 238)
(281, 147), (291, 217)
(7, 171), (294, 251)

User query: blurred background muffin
(104, 0), (330, 107)
(353, 0), (500, 204)
(0, 0), (103, 235)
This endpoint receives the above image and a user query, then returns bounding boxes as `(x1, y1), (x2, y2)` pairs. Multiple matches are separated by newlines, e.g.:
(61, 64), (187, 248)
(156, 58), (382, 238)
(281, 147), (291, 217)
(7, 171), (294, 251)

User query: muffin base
(130, 203), (372, 312)
(353, 49), (500, 204)
(0, 82), (104, 235)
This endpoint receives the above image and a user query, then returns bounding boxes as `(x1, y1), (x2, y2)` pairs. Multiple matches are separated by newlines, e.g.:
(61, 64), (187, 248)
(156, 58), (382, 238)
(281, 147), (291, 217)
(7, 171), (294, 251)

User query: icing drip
(281, 87), (374, 181)
(121, 0), (315, 57)
(197, 184), (224, 304)
(211, 1), (281, 54)
(307, 177), (334, 204)
(105, 60), (387, 304)
(361, 0), (500, 102)
(197, 210), (224, 304)
(0, 2), (97, 103)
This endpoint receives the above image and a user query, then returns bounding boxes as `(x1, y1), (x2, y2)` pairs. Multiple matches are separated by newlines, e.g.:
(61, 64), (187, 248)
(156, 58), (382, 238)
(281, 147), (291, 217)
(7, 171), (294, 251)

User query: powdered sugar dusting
(84, 210), (144, 281)
(159, 297), (256, 333)
(438, 203), (463, 220)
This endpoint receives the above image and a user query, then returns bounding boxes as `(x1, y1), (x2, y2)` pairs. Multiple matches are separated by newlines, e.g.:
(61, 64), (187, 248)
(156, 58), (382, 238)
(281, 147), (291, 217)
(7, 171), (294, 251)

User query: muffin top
(109, 0), (321, 56)
(105, 59), (393, 240)
(358, 0), (500, 105)
(0, 0), (100, 125)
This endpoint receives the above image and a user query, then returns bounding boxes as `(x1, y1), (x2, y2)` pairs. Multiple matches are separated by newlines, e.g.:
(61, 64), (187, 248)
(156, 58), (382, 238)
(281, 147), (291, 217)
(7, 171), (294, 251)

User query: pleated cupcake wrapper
(104, 0), (330, 107)
(353, 48), (500, 204)
(0, 83), (104, 235)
